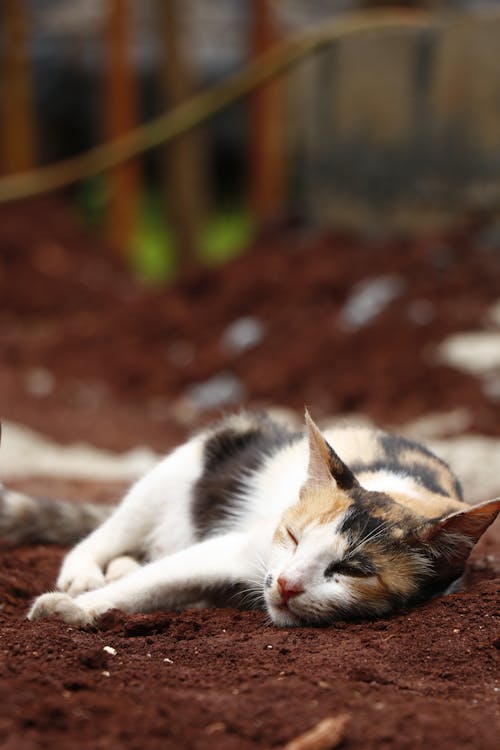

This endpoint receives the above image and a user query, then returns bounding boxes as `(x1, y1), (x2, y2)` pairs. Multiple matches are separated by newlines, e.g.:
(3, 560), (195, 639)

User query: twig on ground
(280, 713), (350, 750)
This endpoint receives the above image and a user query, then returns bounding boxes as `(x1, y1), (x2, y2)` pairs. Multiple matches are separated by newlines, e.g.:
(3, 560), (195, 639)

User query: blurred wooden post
(104, 0), (140, 259)
(155, 0), (204, 270)
(0, 0), (36, 174)
(249, 0), (285, 222)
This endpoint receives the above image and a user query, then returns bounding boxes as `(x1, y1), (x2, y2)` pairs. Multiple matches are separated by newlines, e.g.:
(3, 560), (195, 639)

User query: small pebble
(186, 372), (246, 411)
(24, 368), (55, 397)
(103, 646), (117, 656)
(222, 316), (265, 354)
(340, 275), (405, 329)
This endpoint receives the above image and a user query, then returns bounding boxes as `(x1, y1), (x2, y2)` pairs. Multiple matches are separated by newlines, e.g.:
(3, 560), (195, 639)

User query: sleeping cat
(0, 411), (498, 627)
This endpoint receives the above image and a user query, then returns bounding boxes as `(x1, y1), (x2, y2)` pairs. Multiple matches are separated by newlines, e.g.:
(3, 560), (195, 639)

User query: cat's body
(1, 412), (498, 627)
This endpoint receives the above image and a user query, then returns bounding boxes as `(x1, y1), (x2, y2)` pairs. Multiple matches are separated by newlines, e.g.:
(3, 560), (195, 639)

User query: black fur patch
(408, 567), (466, 605)
(351, 459), (449, 498)
(378, 433), (435, 462)
(326, 444), (358, 490)
(339, 503), (390, 540)
(192, 415), (301, 539)
(377, 433), (463, 501)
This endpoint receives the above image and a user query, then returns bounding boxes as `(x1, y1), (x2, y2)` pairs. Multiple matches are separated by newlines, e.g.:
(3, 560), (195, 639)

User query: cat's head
(264, 413), (500, 626)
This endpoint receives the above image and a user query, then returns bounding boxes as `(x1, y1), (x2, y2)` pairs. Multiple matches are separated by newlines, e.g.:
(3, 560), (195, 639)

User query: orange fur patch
(289, 487), (352, 532)
(389, 490), (464, 519)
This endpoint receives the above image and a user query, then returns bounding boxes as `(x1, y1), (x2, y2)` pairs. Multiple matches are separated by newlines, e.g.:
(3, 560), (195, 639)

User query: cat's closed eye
(324, 558), (376, 579)
(286, 527), (298, 546)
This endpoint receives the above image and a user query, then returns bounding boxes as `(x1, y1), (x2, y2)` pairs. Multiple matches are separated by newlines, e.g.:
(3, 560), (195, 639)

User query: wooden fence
(2, 3), (500, 266)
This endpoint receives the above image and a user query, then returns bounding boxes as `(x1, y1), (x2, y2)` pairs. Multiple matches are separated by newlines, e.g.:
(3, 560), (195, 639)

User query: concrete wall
(290, 17), (500, 232)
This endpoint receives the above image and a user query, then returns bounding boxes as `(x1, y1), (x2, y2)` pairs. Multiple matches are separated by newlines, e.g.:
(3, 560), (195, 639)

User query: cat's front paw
(28, 592), (95, 626)
(57, 563), (106, 597)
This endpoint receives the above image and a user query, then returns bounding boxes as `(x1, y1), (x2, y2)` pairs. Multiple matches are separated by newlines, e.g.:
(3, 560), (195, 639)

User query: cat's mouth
(265, 590), (310, 625)
(266, 591), (294, 613)
(265, 584), (319, 626)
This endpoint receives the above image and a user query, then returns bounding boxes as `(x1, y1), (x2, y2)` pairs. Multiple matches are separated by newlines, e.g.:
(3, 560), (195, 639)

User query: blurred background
(1, 1), (500, 497)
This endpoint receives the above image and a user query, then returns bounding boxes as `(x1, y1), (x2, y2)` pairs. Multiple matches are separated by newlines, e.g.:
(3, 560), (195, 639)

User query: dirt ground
(0, 199), (499, 749)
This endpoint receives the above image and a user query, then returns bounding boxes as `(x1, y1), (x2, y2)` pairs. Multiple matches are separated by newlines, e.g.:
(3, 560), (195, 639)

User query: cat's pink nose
(277, 575), (304, 603)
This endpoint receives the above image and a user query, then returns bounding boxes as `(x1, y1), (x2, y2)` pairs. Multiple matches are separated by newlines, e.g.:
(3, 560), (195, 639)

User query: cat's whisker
(234, 584), (261, 599)
(228, 581), (265, 609)
(347, 522), (388, 557)
(252, 550), (268, 576)
(262, 613), (275, 628)
(234, 593), (259, 608)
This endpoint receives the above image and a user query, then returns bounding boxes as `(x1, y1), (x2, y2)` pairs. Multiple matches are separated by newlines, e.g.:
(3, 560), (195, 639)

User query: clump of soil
(0, 199), (499, 749)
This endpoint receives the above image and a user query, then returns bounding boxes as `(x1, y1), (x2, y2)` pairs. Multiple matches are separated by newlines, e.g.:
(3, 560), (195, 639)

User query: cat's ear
(303, 410), (358, 491)
(408, 497), (500, 569)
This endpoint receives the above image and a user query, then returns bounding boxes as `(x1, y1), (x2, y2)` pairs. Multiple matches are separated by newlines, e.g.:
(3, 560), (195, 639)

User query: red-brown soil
(0, 199), (499, 749)
(1, 200), (500, 452)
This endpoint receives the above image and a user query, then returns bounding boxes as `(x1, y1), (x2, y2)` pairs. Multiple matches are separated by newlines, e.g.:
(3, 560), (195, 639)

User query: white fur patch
(241, 438), (309, 524)
(359, 470), (420, 498)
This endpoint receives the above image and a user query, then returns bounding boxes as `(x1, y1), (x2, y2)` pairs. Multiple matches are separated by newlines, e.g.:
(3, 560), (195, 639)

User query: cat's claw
(28, 592), (96, 626)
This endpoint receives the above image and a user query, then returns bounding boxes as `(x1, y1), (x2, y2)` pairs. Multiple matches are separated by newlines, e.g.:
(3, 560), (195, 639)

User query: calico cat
(1, 411), (498, 628)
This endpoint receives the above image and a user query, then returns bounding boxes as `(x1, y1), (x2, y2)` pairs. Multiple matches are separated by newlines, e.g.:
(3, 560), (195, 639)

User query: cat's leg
(57, 437), (204, 596)
(29, 529), (270, 625)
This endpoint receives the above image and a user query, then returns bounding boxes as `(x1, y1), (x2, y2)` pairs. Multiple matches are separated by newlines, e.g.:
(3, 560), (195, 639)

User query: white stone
(222, 317), (265, 354)
(437, 331), (500, 375)
(340, 275), (405, 329)
(185, 372), (245, 411)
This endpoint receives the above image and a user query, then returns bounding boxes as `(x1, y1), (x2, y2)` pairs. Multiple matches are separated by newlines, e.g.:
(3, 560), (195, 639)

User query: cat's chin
(266, 603), (303, 627)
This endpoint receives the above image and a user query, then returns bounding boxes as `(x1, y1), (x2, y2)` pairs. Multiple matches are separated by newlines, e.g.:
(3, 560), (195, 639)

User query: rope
(0, 9), (435, 203)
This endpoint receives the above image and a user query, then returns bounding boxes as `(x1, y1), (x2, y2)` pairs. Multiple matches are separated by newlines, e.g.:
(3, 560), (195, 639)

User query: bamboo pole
(249, 0), (285, 222)
(155, 0), (205, 270)
(0, 0), (36, 174)
(104, 0), (140, 258)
